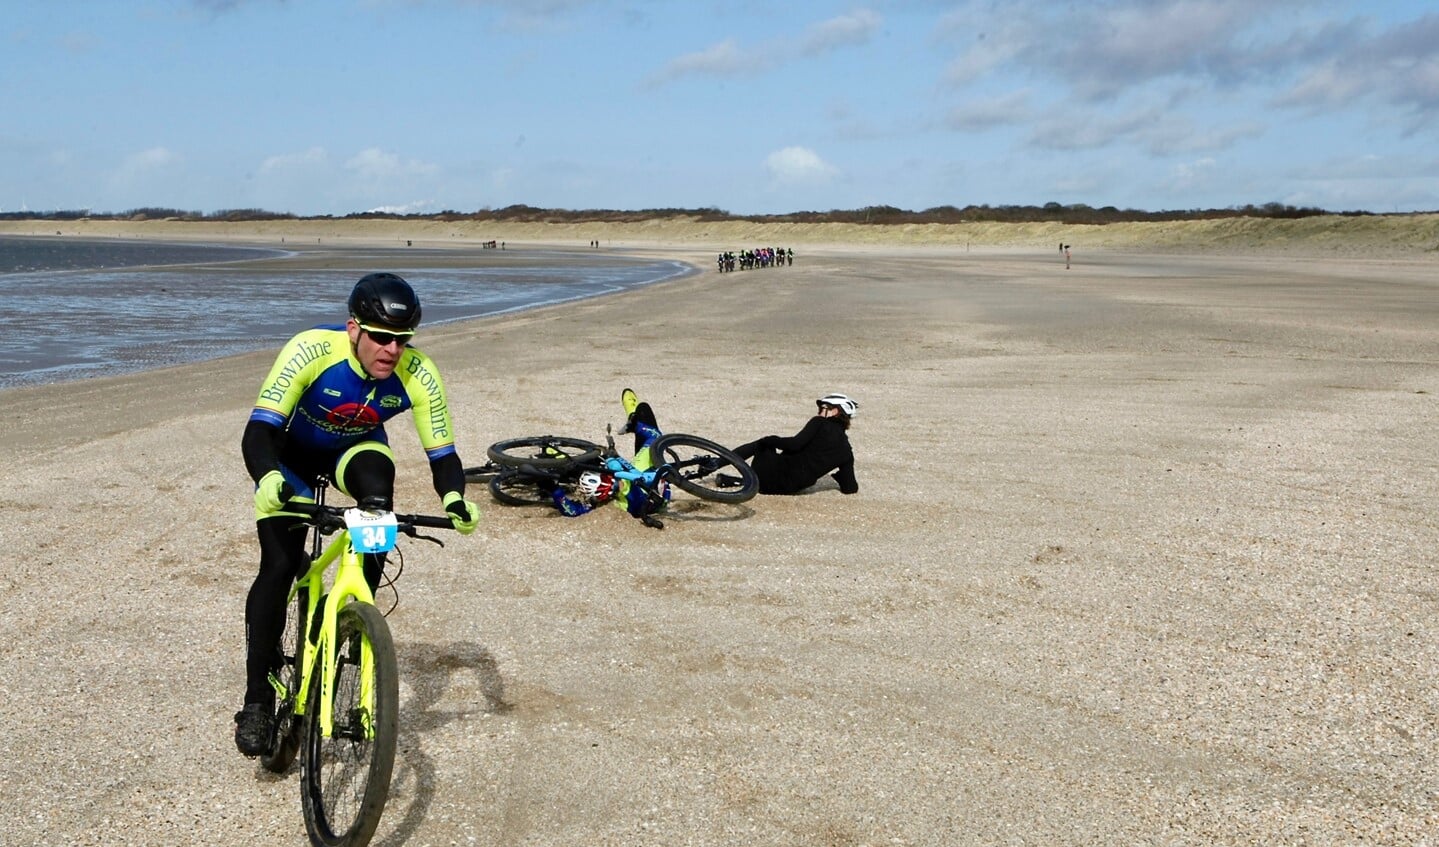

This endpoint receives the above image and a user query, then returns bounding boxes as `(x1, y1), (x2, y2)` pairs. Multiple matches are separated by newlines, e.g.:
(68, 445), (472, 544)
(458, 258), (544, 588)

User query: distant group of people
(716, 247), (793, 272)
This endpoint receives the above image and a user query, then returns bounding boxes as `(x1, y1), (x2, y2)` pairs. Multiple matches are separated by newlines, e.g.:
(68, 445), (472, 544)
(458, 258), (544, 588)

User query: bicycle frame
(286, 527), (380, 741)
(603, 454), (669, 491)
(258, 482), (457, 846)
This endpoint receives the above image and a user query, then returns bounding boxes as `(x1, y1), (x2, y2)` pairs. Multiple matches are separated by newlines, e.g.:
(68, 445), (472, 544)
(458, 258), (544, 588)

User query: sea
(0, 235), (694, 389)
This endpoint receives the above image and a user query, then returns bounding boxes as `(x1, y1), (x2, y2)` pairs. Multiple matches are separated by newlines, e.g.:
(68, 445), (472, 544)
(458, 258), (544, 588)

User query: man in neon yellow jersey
(234, 272), (480, 757)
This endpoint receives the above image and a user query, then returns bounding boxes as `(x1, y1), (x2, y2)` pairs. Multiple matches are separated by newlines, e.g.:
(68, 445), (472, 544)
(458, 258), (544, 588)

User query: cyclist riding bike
(234, 272), (481, 757)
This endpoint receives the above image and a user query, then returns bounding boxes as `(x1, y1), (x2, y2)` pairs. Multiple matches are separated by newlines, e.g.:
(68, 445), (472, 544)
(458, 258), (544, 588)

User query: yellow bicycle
(258, 478), (455, 847)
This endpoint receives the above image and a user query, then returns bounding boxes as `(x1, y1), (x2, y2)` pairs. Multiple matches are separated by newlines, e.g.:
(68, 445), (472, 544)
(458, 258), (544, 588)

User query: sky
(5, 0), (1439, 216)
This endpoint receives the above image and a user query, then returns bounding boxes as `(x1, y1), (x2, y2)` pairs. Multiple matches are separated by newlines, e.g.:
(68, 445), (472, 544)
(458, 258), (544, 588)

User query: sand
(1, 218), (1437, 846)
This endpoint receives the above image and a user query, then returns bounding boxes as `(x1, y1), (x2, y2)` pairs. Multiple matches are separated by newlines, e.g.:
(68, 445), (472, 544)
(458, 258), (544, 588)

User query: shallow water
(0, 236), (692, 388)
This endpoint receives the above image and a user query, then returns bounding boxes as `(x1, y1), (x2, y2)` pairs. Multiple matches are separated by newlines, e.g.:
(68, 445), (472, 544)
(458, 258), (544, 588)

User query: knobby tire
(487, 436), (601, 469)
(651, 434), (758, 503)
(300, 603), (399, 847)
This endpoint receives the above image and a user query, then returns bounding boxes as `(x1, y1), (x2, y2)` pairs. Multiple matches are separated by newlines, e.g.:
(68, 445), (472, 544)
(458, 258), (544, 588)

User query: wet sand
(2, 234), (1437, 845)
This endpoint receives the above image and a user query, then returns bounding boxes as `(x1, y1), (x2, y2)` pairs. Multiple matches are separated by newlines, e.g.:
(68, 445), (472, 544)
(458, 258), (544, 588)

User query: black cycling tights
(243, 448), (395, 707)
(338, 447), (395, 511)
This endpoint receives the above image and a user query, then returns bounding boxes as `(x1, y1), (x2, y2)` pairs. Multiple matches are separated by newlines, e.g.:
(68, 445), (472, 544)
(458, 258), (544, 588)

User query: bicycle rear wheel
(260, 587), (308, 774)
(651, 433), (758, 503)
(489, 468), (568, 506)
(487, 435), (601, 468)
(301, 603), (398, 847)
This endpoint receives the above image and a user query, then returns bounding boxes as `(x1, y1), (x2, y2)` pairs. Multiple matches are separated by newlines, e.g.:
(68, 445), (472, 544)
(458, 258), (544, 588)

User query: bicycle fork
(289, 538), (381, 742)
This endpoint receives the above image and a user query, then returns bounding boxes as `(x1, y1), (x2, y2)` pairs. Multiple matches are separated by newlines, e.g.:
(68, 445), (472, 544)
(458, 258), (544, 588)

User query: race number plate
(345, 508), (398, 553)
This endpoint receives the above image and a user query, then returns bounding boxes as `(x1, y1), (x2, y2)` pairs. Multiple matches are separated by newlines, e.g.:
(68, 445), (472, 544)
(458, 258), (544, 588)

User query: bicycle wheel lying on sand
(489, 467), (575, 506)
(487, 436), (602, 469)
(651, 434), (757, 504)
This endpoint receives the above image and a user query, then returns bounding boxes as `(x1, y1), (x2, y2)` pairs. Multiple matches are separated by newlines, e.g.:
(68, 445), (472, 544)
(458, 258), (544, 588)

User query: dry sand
(1, 219), (1437, 846)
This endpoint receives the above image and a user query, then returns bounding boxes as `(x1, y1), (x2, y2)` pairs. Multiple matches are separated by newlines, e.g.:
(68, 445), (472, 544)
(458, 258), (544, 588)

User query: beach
(1, 219), (1437, 845)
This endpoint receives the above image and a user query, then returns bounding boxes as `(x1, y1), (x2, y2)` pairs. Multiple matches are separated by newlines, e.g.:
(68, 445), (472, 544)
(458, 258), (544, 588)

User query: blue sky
(6, 0), (1439, 216)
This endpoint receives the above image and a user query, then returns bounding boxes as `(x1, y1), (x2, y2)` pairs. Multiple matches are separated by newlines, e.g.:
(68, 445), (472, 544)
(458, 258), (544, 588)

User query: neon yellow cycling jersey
(249, 326), (456, 461)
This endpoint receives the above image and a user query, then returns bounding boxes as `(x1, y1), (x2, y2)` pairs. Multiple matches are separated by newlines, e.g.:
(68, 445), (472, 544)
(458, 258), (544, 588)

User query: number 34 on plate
(344, 508), (399, 553)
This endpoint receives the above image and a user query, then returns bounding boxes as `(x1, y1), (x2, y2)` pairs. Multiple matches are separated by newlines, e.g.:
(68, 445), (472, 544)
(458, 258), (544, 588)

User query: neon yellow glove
(254, 470), (292, 513)
(442, 491), (480, 535)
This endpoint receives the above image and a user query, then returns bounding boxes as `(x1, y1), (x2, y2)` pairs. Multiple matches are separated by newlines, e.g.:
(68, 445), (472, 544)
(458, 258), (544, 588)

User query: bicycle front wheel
(651, 433), (758, 504)
(487, 435), (601, 468)
(260, 587), (308, 774)
(301, 603), (398, 847)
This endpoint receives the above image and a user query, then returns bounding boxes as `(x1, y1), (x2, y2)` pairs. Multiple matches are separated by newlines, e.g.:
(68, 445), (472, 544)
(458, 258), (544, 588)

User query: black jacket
(753, 415), (857, 495)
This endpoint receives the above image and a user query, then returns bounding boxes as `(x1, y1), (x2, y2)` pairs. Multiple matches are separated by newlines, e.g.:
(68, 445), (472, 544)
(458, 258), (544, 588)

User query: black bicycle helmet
(348, 272), (421, 331)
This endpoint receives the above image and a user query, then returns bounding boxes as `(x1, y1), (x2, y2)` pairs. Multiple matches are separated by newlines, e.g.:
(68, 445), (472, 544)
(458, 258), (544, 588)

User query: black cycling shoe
(234, 703), (273, 758)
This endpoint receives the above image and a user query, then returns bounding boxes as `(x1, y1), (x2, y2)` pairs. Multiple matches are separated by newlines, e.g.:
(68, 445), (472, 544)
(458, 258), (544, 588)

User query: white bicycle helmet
(576, 471), (617, 503)
(816, 393), (859, 417)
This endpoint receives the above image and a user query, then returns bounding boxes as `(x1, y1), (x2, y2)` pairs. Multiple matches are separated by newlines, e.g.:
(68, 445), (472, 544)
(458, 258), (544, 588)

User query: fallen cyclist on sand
(479, 388), (760, 528)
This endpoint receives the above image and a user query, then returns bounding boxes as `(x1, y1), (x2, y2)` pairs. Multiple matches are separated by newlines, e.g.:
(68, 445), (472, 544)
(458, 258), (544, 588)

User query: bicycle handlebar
(284, 501), (457, 532)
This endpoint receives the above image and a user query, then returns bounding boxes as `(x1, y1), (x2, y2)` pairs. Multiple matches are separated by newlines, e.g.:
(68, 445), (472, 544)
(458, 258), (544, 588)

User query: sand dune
(3, 211), (1438, 256)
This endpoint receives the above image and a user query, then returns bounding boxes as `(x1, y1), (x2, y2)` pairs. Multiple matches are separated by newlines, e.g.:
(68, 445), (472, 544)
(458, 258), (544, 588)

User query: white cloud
(100, 147), (182, 211)
(1274, 16), (1439, 131)
(943, 40), (1016, 88)
(123, 146), (177, 172)
(1028, 109), (1155, 151)
(344, 148), (439, 181)
(259, 146), (328, 173)
(649, 10), (880, 87)
(937, 0), (1310, 102)
(799, 9), (881, 56)
(651, 39), (753, 84)
(1135, 117), (1265, 155)
(1025, 106), (1261, 156)
(365, 200), (436, 214)
(1167, 156), (1218, 191)
(764, 147), (838, 184)
(112, 147), (178, 184)
(945, 90), (1032, 131)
